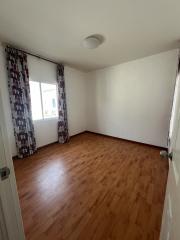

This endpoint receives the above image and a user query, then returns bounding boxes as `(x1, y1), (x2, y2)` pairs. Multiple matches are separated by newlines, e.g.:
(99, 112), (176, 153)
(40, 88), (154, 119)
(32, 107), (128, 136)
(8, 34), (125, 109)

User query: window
(30, 81), (58, 120)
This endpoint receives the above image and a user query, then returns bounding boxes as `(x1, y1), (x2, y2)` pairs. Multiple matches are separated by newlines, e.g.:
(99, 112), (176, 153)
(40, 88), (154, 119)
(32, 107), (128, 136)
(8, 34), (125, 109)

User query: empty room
(0, 0), (180, 240)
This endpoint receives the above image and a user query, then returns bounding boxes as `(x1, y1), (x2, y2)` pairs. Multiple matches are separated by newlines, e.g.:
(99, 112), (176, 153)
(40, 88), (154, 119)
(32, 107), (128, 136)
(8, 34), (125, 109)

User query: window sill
(33, 117), (58, 122)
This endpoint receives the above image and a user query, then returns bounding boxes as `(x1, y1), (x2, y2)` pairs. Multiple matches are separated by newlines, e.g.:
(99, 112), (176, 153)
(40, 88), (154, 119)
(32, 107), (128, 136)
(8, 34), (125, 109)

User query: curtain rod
(5, 43), (61, 65)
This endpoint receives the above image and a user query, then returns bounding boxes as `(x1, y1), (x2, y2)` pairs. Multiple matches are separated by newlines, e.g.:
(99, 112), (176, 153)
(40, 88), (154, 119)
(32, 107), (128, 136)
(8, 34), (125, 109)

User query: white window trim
(39, 82), (44, 120)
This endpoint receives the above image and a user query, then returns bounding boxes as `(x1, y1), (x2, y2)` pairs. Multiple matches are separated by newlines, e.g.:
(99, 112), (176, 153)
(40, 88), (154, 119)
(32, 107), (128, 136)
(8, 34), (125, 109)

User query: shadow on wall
(89, 71), (110, 134)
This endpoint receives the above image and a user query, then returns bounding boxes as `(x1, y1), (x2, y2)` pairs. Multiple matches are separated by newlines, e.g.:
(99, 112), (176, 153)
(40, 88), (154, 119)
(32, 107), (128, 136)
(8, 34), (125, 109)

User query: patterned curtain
(5, 46), (36, 158)
(57, 64), (69, 143)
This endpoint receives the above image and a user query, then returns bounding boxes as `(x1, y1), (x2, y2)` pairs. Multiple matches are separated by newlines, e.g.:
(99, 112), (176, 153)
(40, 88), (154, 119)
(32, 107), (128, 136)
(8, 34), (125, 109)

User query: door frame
(0, 89), (25, 240)
(160, 51), (180, 240)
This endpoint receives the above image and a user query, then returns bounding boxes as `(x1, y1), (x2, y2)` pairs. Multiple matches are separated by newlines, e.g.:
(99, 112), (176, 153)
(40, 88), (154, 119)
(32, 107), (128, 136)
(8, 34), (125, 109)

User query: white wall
(65, 67), (87, 136)
(87, 50), (179, 147)
(0, 44), (87, 156)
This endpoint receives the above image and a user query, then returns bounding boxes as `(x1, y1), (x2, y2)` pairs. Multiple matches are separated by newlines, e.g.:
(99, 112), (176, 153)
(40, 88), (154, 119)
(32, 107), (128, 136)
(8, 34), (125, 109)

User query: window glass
(41, 83), (58, 119)
(29, 81), (58, 120)
(30, 81), (43, 120)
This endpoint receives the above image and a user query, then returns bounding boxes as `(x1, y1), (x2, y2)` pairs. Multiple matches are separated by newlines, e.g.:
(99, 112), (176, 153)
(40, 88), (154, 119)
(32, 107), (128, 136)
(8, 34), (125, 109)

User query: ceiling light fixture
(82, 35), (103, 49)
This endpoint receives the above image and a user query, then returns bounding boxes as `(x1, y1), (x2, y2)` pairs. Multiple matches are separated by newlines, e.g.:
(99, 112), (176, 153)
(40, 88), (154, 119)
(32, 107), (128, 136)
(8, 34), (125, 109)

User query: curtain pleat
(5, 46), (36, 158)
(57, 64), (69, 143)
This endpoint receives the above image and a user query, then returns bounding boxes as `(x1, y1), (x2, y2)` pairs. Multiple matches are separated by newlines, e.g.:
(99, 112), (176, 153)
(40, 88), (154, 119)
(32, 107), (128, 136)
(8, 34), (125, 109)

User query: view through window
(30, 81), (58, 120)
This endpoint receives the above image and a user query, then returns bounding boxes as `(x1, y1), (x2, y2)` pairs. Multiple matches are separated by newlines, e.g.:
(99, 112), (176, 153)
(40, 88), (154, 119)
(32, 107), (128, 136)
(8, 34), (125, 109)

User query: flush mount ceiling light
(82, 35), (104, 49)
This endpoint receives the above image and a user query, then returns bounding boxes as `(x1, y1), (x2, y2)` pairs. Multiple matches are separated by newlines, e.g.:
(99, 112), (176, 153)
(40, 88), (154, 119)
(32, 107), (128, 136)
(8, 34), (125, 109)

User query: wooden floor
(14, 132), (168, 240)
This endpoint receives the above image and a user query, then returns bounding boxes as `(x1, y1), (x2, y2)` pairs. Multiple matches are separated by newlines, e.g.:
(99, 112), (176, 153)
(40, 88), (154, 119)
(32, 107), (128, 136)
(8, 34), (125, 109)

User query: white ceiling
(0, 0), (180, 71)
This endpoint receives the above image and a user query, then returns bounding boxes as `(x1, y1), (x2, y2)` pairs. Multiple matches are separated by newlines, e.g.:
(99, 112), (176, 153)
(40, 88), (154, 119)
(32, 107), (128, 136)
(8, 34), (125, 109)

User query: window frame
(30, 80), (58, 121)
